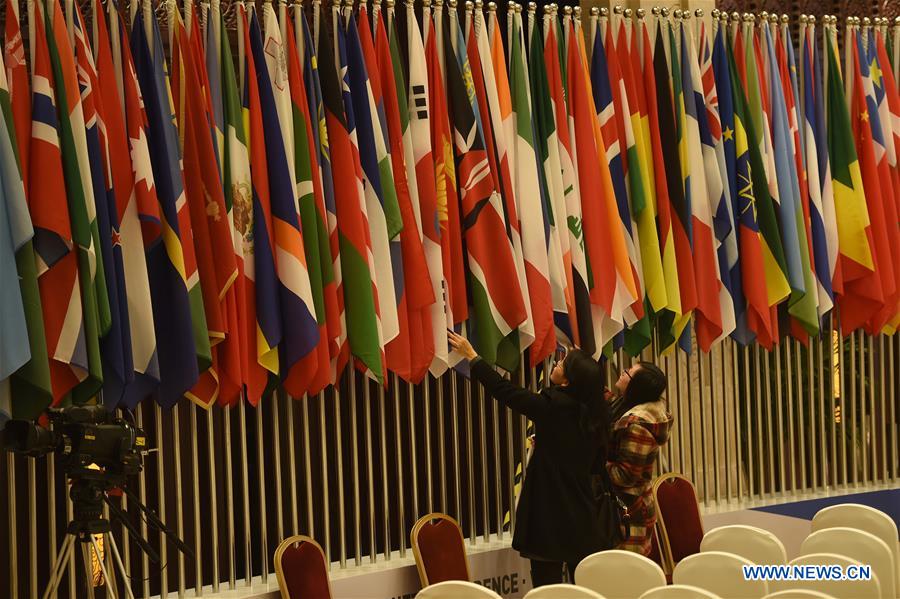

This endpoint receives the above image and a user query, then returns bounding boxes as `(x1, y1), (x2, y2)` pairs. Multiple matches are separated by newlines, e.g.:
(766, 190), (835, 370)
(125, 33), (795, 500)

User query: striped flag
(528, 7), (575, 347)
(801, 21), (838, 321)
(442, 7), (525, 369)
(318, 15), (384, 381)
(3, 0), (51, 418)
(282, 11), (338, 395)
(697, 19), (738, 347)
(301, 8), (347, 380)
(676, 19), (724, 352)
(70, 0), (134, 406)
(46, 0), (108, 402)
(824, 29), (878, 335)
(654, 18), (695, 353)
(864, 30), (900, 332)
(171, 7), (240, 406)
(406, 1), (448, 376)
(508, 9), (552, 367)
(248, 8), (319, 383)
(544, 8), (591, 352)
(376, 5), (436, 383)
(131, 6), (207, 406)
(763, 21), (818, 339)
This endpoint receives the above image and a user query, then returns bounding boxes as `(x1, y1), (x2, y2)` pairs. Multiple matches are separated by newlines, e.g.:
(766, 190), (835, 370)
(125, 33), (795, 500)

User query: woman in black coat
(448, 332), (612, 587)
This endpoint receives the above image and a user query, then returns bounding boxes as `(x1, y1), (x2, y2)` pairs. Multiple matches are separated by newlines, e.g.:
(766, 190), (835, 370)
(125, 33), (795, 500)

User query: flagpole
(349, 367), (361, 566)
(286, 393), (299, 537)
(301, 398), (315, 541)
(363, 374), (377, 563)
(377, 378), (392, 559)
(223, 405), (235, 589)
(390, 374), (407, 557)
(238, 401), (252, 586)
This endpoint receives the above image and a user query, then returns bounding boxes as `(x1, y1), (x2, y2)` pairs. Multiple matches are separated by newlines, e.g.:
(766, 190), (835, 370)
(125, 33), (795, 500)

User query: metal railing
(2, 328), (898, 598)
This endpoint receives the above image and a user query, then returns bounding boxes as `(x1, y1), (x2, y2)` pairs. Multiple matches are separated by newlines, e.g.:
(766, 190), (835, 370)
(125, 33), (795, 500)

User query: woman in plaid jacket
(606, 362), (673, 556)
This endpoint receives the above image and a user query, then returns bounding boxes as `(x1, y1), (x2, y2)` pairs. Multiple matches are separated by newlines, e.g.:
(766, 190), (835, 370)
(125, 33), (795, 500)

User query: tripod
(43, 478), (134, 599)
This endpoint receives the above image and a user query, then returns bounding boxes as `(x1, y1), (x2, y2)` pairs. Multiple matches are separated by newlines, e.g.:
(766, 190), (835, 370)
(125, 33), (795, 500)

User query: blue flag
(131, 10), (201, 407)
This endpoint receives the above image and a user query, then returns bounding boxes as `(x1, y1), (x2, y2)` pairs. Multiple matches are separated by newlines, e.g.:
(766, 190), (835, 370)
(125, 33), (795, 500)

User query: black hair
(561, 349), (610, 446)
(619, 361), (667, 415)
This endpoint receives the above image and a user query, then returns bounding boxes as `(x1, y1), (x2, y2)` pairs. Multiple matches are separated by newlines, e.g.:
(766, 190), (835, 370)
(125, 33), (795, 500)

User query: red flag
(374, 9), (435, 384)
(171, 12), (239, 406)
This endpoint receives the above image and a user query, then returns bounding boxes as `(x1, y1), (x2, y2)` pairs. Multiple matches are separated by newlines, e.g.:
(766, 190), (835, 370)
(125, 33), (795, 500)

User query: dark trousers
(529, 559), (578, 587)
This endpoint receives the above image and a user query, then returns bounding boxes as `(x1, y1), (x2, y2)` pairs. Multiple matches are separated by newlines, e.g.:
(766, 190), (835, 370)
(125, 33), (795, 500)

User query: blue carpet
(753, 489), (900, 534)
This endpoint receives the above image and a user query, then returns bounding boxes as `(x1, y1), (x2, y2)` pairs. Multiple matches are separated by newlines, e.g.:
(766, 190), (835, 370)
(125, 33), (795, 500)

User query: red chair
(653, 473), (704, 575)
(411, 513), (470, 587)
(274, 535), (332, 599)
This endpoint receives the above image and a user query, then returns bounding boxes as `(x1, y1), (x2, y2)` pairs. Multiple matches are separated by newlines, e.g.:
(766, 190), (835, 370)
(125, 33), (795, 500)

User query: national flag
(406, 1), (449, 376)
(676, 19), (724, 352)
(711, 19), (750, 344)
(282, 11), (339, 394)
(528, 7), (575, 347)
(70, 1), (134, 407)
(5, 0), (29, 183)
(248, 8), (319, 384)
(508, 9), (553, 367)
(825, 30), (879, 335)
(0, 54), (32, 394)
(317, 17), (384, 381)
(94, 0), (160, 407)
(261, 1), (297, 201)
(301, 7), (347, 379)
(483, 5), (534, 358)
(800, 21), (837, 322)
(865, 30), (900, 332)
(874, 29), (900, 329)
(442, 7), (525, 369)
(592, 17), (644, 353)
(544, 8), (591, 351)
(170, 7), (240, 406)
(763, 21), (817, 339)
(376, 6), (436, 383)
(425, 8), (467, 353)
(205, 0), (225, 172)
(45, 0), (108, 402)
(131, 7), (204, 406)
(339, 9), (402, 380)
(653, 18), (696, 353)
(742, 21), (791, 339)
(566, 16), (636, 356)
(696, 19), (737, 346)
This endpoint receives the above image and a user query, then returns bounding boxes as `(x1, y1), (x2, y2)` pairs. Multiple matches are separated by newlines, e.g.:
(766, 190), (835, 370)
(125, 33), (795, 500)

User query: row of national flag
(2, 1), (899, 416)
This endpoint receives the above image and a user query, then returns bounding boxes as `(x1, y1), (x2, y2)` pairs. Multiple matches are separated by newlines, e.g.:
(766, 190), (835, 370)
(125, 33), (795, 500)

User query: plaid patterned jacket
(606, 400), (672, 556)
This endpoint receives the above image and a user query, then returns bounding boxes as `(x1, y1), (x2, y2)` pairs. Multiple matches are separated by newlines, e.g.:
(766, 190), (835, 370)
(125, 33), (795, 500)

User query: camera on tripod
(3, 405), (148, 479)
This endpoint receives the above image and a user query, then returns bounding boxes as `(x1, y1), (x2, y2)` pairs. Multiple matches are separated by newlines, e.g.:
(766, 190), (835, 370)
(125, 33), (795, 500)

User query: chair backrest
(523, 584), (606, 598)
(811, 503), (899, 592)
(411, 513), (470, 587)
(654, 473), (704, 572)
(701, 525), (788, 565)
(763, 590), (837, 599)
(799, 527), (894, 599)
(638, 584), (722, 599)
(781, 553), (880, 599)
(672, 551), (769, 599)
(415, 581), (502, 599)
(274, 535), (332, 599)
(574, 549), (667, 599)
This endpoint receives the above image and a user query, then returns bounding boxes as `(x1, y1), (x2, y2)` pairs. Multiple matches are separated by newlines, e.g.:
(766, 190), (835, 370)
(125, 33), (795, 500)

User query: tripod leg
(81, 541), (96, 599)
(88, 535), (118, 599)
(42, 535), (74, 599)
(104, 532), (135, 599)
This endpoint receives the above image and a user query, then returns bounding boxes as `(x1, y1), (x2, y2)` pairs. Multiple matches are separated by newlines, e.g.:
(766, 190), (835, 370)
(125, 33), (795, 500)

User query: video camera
(2, 405), (148, 478)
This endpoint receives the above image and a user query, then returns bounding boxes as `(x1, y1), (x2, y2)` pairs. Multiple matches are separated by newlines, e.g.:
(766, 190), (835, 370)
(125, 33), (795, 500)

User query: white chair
(781, 553), (880, 599)
(764, 591), (837, 599)
(524, 584), (605, 598)
(701, 525), (788, 565)
(672, 551), (769, 599)
(811, 503), (899, 593)
(800, 527), (894, 599)
(415, 581), (502, 599)
(639, 584), (723, 599)
(574, 550), (667, 599)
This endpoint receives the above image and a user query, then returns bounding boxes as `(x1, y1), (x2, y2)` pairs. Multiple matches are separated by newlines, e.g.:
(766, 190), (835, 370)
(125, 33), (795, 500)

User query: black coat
(470, 359), (609, 564)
